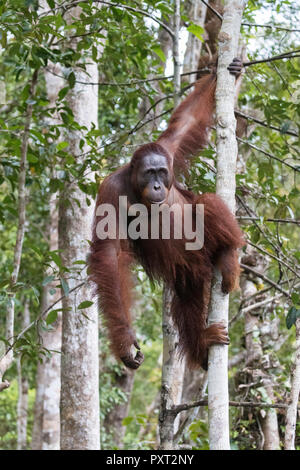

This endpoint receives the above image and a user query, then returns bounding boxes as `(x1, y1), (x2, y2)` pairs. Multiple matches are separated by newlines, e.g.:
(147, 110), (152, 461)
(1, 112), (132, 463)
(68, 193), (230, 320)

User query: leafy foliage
(0, 0), (299, 450)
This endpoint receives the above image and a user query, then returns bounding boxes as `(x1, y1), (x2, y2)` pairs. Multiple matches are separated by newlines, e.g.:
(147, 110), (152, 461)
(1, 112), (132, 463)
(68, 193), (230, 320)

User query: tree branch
(199, 0), (222, 21)
(171, 399), (300, 415)
(235, 109), (299, 138)
(237, 137), (300, 172)
(242, 23), (300, 33)
(44, 66), (211, 87)
(56, 1), (175, 38)
(240, 263), (291, 298)
(244, 50), (300, 67)
(0, 281), (85, 369)
(237, 216), (300, 225)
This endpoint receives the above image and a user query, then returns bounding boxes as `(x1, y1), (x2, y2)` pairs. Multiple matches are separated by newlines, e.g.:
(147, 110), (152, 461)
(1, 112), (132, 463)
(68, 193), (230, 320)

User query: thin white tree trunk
(31, 35), (64, 448)
(284, 318), (300, 450)
(17, 300), (30, 450)
(32, 0), (64, 441)
(0, 71), (38, 391)
(183, 0), (207, 83)
(159, 290), (185, 450)
(59, 6), (101, 450)
(159, 1), (185, 450)
(207, 0), (247, 450)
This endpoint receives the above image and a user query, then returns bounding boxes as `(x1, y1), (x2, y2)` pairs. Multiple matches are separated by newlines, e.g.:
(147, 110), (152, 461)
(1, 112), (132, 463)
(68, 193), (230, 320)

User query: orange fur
(89, 71), (244, 369)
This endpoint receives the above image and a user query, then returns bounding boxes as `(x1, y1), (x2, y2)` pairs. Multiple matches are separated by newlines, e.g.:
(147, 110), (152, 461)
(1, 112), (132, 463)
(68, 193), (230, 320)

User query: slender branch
(131, 108), (172, 135)
(237, 137), (300, 172)
(0, 281), (86, 364)
(246, 240), (300, 279)
(170, 400), (300, 415)
(244, 50), (300, 67)
(240, 263), (291, 298)
(237, 216), (300, 225)
(242, 23), (300, 33)
(235, 109), (299, 138)
(199, 0), (222, 21)
(239, 277), (296, 306)
(240, 293), (283, 315)
(59, 1), (175, 38)
(44, 66), (211, 87)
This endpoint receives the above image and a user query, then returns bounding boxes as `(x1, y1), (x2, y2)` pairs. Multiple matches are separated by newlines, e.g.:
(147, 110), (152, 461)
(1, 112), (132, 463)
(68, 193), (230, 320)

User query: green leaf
(152, 46), (166, 63)
(46, 310), (58, 325)
(122, 416), (134, 426)
(187, 23), (204, 41)
(77, 300), (94, 309)
(42, 275), (55, 286)
(68, 71), (76, 89)
(60, 277), (69, 296)
(27, 154), (39, 163)
(46, 0), (55, 8)
(58, 86), (69, 101)
(291, 292), (300, 305)
(57, 141), (69, 151)
(49, 251), (63, 268)
(286, 307), (300, 329)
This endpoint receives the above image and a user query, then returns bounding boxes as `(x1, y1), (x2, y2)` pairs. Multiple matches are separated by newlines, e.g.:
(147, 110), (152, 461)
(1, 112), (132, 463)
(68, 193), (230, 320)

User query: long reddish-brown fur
(89, 71), (244, 369)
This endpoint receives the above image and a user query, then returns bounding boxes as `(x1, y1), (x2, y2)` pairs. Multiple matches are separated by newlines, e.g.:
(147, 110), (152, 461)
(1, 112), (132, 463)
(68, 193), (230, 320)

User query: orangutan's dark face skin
(135, 153), (171, 204)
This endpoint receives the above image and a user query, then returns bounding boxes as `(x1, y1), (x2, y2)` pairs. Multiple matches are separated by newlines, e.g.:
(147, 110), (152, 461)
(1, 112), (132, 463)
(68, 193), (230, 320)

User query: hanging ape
(89, 59), (244, 370)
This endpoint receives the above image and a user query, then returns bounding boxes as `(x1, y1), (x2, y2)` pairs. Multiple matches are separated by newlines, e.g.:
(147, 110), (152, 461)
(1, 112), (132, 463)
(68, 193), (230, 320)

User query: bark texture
(207, 0), (247, 450)
(17, 301), (30, 450)
(59, 6), (101, 450)
(31, 53), (64, 450)
(284, 318), (300, 450)
(159, 3), (185, 449)
(0, 71), (38, 390)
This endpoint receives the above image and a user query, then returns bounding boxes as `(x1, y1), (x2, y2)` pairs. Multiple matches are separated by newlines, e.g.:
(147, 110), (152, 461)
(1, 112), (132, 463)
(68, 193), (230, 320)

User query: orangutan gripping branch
(89, 59), (244, 370)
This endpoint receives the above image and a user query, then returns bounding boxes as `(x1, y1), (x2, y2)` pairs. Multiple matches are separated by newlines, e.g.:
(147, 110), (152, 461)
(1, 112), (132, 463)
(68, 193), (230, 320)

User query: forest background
(0, 0), (299, 451)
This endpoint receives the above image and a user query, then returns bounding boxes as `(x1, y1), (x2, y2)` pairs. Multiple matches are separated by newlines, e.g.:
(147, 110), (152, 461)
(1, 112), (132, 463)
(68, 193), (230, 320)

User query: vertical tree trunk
(174, 0), (210, 447)
(183, 0), (207, 83)
(59, 6), (100, 450)
(32, 212), (62, 449)
(0, 71), (38, 391)
(159, 2), (185, 449)
(284, 318), (300, 450)
(159, 289), (185, 450)
(207, 0), (247, 450)
(17, 300), (30, 450)
(240, 253), (281, 450)
(31, 48), (64, 448)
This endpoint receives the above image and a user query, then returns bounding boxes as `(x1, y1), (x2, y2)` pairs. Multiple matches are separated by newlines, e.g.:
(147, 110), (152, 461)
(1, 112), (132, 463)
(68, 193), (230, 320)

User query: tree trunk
(159, 288), (185, 450)
(240, 249), (281, 450)
(59, 6), (100, 450)
(207, 0), (247, 450)
(17, 300), (30, 450)
(0, 71), (38, 391)
(183, 0), (207, 83)
(159, 0), (185, 451)
(284, 318), (300, 450)
(31, 9), (64, 443)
